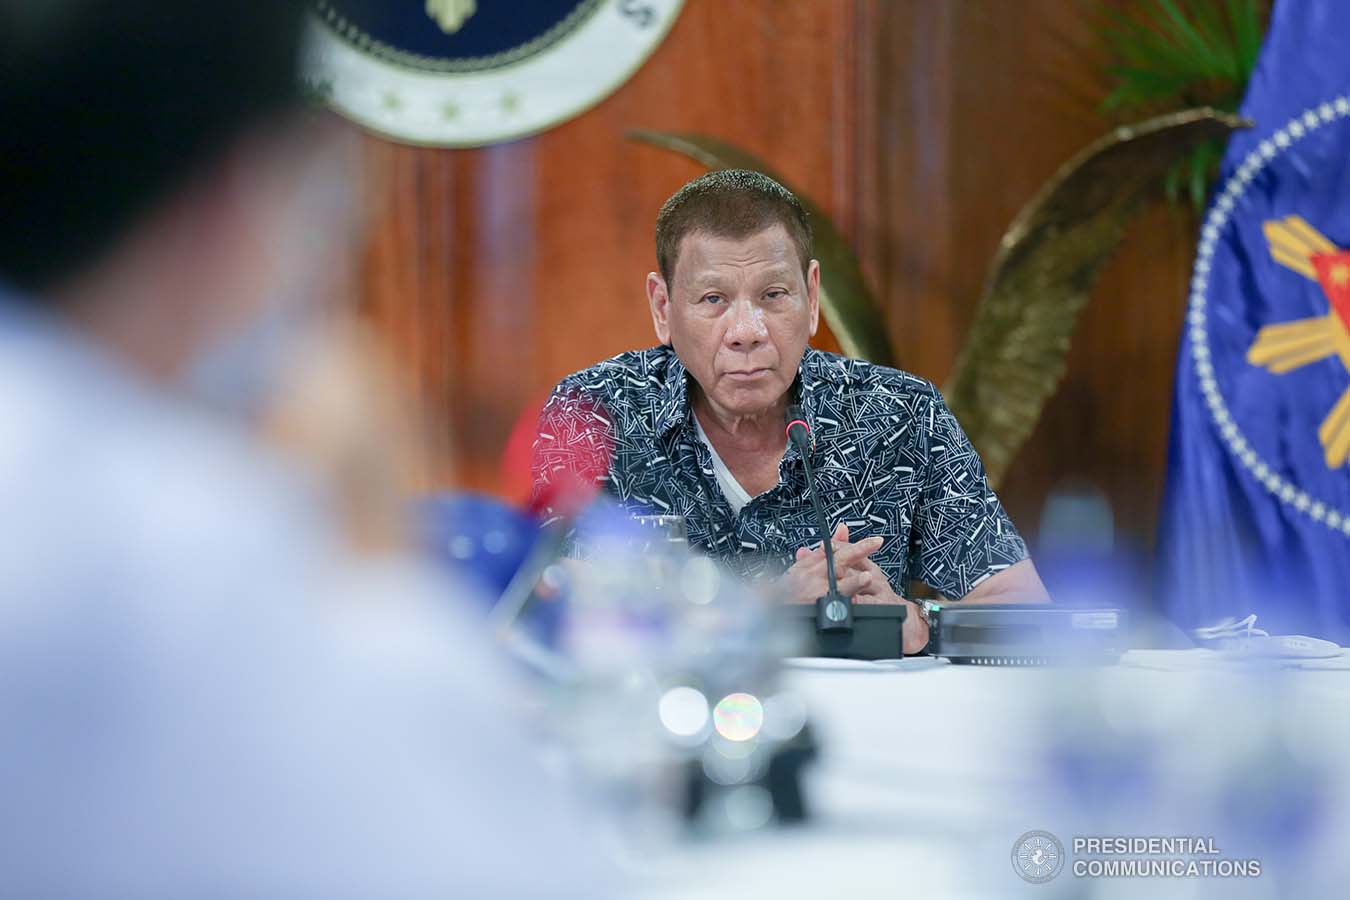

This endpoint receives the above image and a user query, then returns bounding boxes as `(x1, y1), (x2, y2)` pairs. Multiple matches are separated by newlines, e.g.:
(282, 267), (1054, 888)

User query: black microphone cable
(785, 404), (853, 633)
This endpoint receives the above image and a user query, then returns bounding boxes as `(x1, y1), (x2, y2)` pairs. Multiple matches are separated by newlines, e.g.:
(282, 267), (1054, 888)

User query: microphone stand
(786, 405), (852, 633)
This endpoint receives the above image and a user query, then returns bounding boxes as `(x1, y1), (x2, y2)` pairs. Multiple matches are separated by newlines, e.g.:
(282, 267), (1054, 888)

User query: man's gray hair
(654, 169), (813, 285)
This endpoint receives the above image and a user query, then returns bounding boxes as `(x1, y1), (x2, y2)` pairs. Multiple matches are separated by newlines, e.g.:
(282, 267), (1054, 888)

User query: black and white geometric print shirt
(531, 345), (1028, 599)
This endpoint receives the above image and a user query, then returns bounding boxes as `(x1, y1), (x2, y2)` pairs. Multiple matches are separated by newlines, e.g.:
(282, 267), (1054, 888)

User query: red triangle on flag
(1312, 251), (1350, 331)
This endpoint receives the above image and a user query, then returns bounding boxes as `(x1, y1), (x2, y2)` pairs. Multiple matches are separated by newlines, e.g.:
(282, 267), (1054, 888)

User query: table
(632, 652), (1350, 898)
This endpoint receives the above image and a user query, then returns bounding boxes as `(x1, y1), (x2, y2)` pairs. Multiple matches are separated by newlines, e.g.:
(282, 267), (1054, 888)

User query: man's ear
(806, 259), (820, 337)
(647, 271), (672, 345)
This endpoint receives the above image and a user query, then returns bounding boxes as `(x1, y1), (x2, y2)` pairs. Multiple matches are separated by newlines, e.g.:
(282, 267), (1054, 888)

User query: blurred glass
(535, 502), (810, 849)
(631, 514), (688, 546)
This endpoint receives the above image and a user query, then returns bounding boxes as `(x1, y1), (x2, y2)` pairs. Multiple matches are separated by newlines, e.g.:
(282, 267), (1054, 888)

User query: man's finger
(793, 530), (883, 570)
(830, 535), (884, 567)
(806, 523), (848, 554)
(834, 569), (868, 597)
(851, 559), (904, 603)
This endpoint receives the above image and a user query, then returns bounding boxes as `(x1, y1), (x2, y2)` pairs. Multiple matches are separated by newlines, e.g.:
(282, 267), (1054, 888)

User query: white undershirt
(692, 414), (754, 514)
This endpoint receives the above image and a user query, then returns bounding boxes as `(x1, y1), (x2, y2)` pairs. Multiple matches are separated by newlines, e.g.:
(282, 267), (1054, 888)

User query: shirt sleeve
(529, 380), (616, 523)
(907, 386), (1029, 599)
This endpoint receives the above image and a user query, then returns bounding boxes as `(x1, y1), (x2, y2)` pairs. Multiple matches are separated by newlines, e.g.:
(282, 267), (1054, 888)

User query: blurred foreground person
(0, 2), (609, 896)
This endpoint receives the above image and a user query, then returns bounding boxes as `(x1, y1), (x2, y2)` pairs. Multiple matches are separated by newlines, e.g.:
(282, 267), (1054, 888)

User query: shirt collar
(654, 346), (830, 455)
(653, 347), (691, 437)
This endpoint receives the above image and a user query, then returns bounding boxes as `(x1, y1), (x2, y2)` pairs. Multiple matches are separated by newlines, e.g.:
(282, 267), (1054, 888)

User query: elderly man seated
(532, 170), (1049, 654)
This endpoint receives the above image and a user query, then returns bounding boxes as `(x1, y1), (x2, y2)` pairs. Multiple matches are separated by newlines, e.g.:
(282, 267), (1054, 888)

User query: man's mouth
(724, 368), (770, 380)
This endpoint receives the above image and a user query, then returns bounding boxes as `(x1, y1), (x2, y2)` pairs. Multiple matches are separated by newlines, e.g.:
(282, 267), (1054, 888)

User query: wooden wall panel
(357, 0), (1198, 558)
(360, 0), (858, 495)
(854, 0), (1193, 553)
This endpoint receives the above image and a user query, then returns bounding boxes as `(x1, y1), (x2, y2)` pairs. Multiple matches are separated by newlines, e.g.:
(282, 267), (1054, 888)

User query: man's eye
(765, 290), (787, 300)
(701, 294), (724, 304)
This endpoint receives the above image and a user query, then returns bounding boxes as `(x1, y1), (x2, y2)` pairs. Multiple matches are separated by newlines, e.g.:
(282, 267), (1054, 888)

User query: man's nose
(723, 299), (768, 348)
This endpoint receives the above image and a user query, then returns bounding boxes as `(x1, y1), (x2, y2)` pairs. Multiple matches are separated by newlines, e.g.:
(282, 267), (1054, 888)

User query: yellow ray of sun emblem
(1246, 216), (1350, 468)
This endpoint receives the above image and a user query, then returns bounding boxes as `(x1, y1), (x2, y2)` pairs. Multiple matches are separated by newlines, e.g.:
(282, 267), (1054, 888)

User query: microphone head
(784, 404), (811, 449)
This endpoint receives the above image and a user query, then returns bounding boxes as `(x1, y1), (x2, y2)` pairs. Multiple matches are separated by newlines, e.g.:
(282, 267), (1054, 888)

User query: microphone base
(814, 592), (853, 632)
(789, 604), (909, 660)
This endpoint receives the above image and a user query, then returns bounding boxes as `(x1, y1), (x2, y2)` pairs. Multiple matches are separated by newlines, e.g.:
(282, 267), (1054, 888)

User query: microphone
(785, 405), (852, 633)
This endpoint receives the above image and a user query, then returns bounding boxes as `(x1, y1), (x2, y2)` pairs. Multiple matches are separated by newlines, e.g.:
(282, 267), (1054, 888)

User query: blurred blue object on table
(415, 492), (566, 644)
(416, 492), (537, 601)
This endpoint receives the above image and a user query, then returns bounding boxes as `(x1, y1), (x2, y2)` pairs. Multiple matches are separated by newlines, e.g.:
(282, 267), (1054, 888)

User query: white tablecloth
(633, 652), (1350, 899)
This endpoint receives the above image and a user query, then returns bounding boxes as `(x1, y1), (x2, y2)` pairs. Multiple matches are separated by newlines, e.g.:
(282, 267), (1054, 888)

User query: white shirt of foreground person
(0, 303), (612, 898)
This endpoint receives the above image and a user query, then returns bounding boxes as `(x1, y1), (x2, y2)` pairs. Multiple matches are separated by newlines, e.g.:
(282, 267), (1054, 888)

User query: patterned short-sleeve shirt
(530, 345), (1028, 598)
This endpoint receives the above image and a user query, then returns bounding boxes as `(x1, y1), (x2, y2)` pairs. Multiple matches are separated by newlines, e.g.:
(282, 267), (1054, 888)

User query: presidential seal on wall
(304, 0), (685, 147)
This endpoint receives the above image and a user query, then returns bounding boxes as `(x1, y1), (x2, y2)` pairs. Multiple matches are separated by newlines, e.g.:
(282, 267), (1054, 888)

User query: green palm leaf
(1099, 0), (1268, 210)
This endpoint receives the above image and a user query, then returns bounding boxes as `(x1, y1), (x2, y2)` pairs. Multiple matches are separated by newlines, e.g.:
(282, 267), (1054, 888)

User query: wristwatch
(916, 599), (941, 655)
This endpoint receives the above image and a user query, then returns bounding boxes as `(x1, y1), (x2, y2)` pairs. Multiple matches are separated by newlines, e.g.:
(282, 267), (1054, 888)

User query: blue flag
(1158, 1), (1350, 642)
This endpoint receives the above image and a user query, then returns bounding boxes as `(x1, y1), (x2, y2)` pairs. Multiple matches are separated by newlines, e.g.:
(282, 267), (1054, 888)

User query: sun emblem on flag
(1245, 215), (1350, 468)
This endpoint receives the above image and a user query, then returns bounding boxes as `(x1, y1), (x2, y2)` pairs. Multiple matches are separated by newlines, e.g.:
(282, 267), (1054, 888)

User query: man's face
(647, 224), (819, 420)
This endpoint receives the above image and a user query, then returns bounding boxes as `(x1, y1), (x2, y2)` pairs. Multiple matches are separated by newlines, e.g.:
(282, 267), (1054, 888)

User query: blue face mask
(183, 128), (361, 422)
(183, 296), (314, 422)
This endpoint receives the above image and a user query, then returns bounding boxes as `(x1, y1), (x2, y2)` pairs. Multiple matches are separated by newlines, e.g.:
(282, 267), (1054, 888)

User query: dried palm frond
(942, 107), (1247, 485)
